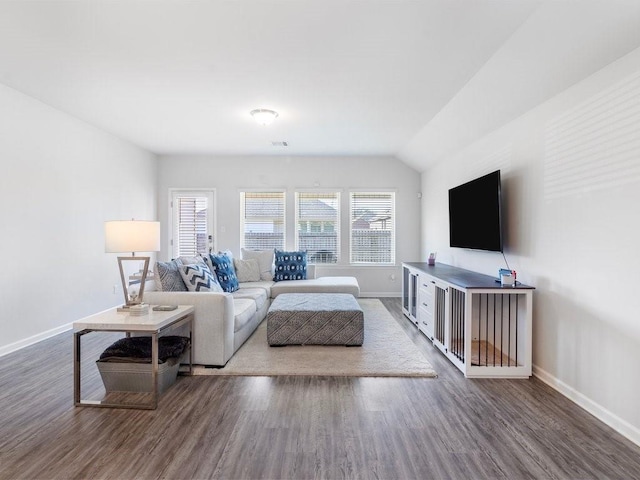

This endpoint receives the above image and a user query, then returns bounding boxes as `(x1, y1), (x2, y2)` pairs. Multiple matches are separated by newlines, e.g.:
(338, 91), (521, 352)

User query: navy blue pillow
(208, 252), (239, 292)
(273, 250), (307, 281)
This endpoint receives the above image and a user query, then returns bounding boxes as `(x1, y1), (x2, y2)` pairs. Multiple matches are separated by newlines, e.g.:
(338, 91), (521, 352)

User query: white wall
(0, 83), (157, 356)
(157, 155), (422, 296)
(420, 47), (640, 444)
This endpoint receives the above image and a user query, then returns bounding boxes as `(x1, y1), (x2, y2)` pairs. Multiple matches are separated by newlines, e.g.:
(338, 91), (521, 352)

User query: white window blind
(240, 191), (285, 251)
(350, 192), (395, 264)
(296, 192), (340, 263)
(171, 191), (214, 258)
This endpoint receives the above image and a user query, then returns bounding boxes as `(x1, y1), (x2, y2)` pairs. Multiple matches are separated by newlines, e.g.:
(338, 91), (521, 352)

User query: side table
(73, 305), (194, 409)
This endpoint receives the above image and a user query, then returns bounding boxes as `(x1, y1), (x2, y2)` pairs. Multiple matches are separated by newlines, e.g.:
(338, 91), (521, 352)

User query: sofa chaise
(145, 264), (360, 366)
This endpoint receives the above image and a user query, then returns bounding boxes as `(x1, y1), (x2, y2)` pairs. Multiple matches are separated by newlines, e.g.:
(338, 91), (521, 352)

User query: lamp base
(116, 255), (151, 311)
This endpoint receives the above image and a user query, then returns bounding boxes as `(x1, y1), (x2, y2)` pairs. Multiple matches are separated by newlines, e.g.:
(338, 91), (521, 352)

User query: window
(240, 191), (285, 250)
(170, 190), (215, 258)
(350, 192), (395, 264)
(295, 192), (340, 263)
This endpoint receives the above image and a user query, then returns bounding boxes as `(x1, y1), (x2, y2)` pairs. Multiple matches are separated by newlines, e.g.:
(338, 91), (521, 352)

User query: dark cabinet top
(404, 262), (534, 290)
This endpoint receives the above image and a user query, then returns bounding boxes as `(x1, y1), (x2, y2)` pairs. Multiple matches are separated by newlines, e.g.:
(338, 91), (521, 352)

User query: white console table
(403, 262), (534, 378)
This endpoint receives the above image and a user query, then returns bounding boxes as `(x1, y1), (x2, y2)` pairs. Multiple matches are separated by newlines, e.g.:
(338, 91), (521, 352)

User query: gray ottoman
(267, 293), (364, 346)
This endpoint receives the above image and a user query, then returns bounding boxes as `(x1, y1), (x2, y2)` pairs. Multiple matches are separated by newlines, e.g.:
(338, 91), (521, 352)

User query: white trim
(294, 187), (345, 193)
(533, 364), (640, 447)
(0, 323), (73, 358)
(349, 263), (398, 267)
(315, 264), (400, 269)
(347, 187), (398, 193)
(0, 305), (124, 359)
(237, 187), (286, 193)
(359, 292), (399, 298)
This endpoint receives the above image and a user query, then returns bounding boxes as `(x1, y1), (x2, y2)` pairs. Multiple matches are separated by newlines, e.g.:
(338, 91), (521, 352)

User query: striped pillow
(156, 260), (187, 292)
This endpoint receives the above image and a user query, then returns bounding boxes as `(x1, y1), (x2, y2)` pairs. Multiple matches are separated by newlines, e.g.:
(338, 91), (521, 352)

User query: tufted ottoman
(267, 293), (364, 346)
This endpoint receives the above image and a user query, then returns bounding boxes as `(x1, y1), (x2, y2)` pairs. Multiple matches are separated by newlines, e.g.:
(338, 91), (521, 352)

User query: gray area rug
(193, 299), (437, 377)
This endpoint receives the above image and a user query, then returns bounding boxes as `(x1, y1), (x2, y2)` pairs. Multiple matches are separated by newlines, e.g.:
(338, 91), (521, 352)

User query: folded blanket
(98, 336), (190, 364)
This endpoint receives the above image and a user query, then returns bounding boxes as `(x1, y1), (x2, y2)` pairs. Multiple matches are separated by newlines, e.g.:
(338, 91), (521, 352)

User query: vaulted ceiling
(2, 0), (640, 172)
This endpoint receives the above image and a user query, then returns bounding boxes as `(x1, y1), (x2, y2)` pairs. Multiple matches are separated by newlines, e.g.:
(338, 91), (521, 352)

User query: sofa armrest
(144, 291), (235, 366)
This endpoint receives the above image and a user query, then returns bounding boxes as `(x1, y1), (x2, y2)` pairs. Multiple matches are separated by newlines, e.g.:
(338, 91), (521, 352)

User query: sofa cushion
(232, 287), (268, 312)
(241, 248), (275, 281)
(234, 258), (261, 283)
(238, 280), (274, 298)
(179, 264), (223, 293)
(270, 276), (360, 298)
(207, 252), (239, 292)
(273, 250), (307, 281)
(233, 298), (257, 333)
(156, 260), (187, 292)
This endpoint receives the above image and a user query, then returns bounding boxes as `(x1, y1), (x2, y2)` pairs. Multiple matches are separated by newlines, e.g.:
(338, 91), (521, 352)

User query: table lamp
(105, 220), (161, 311)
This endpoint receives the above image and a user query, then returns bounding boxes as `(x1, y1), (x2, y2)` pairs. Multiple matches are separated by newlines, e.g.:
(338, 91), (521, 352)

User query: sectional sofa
(145, 263), (360, 366)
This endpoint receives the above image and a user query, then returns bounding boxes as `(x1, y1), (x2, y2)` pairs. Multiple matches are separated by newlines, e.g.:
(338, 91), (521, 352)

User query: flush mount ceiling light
(250, 108), (279, 126)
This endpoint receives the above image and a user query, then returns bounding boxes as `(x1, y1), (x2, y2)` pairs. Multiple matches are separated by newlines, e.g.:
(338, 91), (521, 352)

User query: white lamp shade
(105, 220), (161, 253)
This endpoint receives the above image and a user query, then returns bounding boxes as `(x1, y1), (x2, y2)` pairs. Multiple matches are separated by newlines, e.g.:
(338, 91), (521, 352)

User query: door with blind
(170, 190), (215, 258)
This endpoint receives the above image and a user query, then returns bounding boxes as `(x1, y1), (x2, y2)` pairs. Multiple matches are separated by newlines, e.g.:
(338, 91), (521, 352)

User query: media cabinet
(402, 262), (534, 378)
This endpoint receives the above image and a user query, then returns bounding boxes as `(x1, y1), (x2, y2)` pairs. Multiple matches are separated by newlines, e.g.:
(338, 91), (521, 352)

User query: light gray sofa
(144, 265), (360, 366)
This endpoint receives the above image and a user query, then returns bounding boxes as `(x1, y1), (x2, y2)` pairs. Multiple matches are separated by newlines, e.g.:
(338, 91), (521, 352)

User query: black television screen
(448, 170), (503, 252)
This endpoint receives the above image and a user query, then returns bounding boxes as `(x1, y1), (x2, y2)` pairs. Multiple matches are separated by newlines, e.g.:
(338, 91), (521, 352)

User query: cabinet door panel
(418, 306), (434, 339)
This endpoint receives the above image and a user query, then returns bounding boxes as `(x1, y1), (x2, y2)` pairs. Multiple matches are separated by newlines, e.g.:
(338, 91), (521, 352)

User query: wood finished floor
(1, 298), (639, 480)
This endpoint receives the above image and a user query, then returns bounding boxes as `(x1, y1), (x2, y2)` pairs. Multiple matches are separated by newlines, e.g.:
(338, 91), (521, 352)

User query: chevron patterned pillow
(179, 263), (223, 293)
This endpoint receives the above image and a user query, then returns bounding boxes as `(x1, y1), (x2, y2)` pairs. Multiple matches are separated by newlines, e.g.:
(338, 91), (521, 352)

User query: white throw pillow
(234, 258), (261, 283)
(176, 255), (207, 267)
(241, 248), (275, 281)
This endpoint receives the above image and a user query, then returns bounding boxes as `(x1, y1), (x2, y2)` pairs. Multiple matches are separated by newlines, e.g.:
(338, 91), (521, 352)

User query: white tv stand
(402, 262), (534, 378)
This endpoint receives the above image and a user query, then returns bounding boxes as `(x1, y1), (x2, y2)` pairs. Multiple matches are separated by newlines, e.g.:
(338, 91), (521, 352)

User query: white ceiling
(1, 0), (640, 172)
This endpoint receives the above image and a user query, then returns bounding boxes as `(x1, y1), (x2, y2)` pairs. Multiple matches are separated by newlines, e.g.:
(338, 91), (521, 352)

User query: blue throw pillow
(207, 252), (239, 292)
(273, 250), (307, 281)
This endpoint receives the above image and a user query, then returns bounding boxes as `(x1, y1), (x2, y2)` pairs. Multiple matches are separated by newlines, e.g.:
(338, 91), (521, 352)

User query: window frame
(349, 190), (396, 265)
(240, 190), (286, 252)
(295, 191), (341, 264)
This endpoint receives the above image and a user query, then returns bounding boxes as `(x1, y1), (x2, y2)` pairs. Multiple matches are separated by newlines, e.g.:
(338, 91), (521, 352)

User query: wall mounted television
(448, 170), (503, 252)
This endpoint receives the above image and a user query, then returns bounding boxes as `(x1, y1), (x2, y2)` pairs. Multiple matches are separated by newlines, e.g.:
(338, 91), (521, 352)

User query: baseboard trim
(533, 364), (640, 448)
(0, 305), (118, 359)
(0, 323), (73, 358)
(360, 292), (399, 298)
